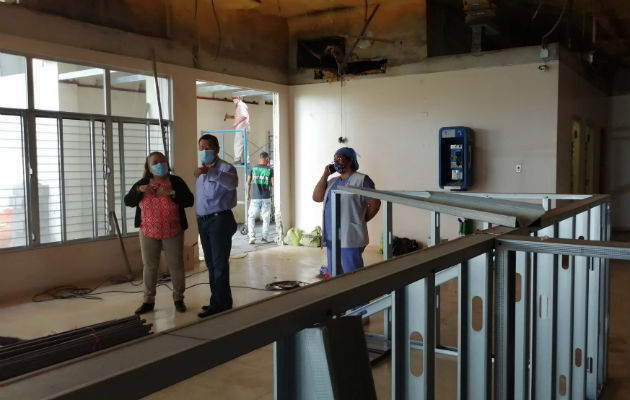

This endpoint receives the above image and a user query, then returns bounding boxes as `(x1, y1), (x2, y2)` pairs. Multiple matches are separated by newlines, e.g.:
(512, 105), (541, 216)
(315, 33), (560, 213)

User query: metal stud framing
(457, 252), (492, 400)
(532, 224), (558, 399)
(572, 210), (590, 398)
(3, 190), (625, 399)
(514, 248), (531, 400)
(586, 204), (602, 398)
(323, 190), (618, 400)
(495, 243), (516, 399)
(556, 216), (575, 398)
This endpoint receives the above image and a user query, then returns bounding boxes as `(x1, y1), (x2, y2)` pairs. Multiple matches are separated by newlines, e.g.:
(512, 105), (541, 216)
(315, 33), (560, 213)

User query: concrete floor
(0, 242), (628, 399)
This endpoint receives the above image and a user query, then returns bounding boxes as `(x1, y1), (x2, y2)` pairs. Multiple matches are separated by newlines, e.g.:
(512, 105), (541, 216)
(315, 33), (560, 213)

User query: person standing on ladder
(224, 96), (250, 165)
(247, 151), (273, 244)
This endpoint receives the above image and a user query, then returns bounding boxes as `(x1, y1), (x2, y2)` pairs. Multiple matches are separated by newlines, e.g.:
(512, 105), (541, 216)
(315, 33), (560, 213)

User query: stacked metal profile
(0, 315), (151, 381)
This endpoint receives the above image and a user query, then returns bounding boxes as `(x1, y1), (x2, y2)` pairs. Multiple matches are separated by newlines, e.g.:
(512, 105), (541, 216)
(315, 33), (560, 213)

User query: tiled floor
(1, 236), (628, 399)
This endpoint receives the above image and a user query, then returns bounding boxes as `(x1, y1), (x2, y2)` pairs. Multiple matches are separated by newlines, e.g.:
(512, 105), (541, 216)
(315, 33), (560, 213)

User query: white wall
(605, 95), (630, 230)
(196, 98), (274, 222)
(291, 60), (560, 246)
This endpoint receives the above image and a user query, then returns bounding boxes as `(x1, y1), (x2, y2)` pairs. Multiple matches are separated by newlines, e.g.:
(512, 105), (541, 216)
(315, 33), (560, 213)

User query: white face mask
(233, 99), (239, 104)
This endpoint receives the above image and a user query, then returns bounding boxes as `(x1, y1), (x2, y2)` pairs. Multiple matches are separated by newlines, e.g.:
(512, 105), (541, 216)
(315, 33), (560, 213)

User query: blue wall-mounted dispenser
(438, 126), (473, 190)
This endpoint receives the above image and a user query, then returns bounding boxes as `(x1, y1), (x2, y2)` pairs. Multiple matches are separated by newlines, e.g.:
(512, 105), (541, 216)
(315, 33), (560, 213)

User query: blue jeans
(326, 244), (365, 275)
(198, 210), (237, 310)
(248, 198), (272, 239)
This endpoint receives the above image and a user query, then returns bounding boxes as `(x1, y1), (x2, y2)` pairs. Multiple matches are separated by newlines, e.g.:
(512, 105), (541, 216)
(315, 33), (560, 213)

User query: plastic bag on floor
(283, 227), (303, 246)
(299, 226), (322, 247)
(299, 234), (320, 247)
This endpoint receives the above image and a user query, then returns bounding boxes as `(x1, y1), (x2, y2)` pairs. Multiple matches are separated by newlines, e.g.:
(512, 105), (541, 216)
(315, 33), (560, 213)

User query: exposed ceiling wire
(192, 0), (200, 68)
(541, 0), (569, 47)
(531, 0), (543, 21)
(340, 78), (344, 142)
(211, 0), (222, 59)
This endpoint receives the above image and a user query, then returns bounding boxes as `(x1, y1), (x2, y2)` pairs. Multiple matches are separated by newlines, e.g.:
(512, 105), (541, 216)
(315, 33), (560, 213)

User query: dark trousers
(198, 210), (237, 310)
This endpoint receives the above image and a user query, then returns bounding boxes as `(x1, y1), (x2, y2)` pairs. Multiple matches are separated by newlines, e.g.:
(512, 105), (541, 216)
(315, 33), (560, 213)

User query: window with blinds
(0, 114), (27, 248)
(0, 51), (172, 250)
(113, 122), (168, 235)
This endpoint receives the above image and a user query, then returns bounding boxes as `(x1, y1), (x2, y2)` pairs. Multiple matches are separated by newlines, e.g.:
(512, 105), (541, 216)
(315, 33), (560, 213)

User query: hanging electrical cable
(211, 0), (222, 59)
(192, 0), (200, 68)
(340, 78), (344, 143)
(150, 49), (169, 164)
(531, 0), (544, 22)
(541, 0), (569, 47)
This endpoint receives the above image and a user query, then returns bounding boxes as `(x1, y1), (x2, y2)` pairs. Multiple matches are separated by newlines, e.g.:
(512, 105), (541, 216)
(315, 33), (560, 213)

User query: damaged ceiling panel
(212, 0), (413, 18)
(427, 0), (630, 92)
(290, 0), (426, 80)
(1, 0), (628, 91)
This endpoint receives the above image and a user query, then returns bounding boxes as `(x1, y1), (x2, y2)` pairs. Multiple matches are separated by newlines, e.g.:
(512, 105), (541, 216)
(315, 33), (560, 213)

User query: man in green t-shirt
(247, 152), (274, 244)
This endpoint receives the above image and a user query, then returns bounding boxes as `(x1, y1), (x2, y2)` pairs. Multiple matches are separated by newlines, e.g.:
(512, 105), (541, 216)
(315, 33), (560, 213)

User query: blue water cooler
(439, 126), (473, 190)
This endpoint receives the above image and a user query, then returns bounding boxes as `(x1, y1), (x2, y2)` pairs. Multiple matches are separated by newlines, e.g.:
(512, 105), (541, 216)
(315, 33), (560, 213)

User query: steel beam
(496, 236), (630, 260)
(341, 186), (519, 227)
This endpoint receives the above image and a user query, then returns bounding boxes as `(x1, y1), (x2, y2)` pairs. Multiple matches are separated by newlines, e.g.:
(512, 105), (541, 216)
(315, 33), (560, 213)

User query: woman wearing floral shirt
(124, 152), (194, 314)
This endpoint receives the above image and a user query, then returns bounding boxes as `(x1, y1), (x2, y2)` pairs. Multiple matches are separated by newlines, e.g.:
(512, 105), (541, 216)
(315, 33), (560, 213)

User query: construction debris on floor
(0, 315), (151, 381)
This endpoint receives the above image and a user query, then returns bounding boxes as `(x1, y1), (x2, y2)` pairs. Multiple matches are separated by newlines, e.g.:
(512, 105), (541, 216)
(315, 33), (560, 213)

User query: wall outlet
(515, 164), (522, 173)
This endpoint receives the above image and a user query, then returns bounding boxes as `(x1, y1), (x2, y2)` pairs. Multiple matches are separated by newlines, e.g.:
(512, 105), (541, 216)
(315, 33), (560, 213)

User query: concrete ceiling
(212, 0), (411, 17)
(4, 0), (629, 91)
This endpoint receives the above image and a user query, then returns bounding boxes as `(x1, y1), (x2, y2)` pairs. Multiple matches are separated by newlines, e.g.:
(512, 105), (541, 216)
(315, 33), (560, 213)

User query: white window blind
(36, 117), (62, 244)
(0, 114), (27, 248)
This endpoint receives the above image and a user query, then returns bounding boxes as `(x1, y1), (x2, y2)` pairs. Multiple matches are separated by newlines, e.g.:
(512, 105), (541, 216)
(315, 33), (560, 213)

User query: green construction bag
(299, 226), (322, 247)
(283, 227), (303, 246)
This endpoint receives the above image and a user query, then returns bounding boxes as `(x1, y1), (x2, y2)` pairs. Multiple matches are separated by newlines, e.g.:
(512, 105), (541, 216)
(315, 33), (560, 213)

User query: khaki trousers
(139, 231), (185, 303)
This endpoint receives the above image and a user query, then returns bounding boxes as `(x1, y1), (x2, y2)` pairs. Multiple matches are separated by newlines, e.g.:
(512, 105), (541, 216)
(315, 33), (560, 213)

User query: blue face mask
(334, 161), (346, 174)
(199, 150), (216, 164)
(151, 162), (169, 176)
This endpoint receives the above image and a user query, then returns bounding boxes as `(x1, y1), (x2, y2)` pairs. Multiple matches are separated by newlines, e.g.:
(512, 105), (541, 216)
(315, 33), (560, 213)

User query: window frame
(0, 51), (173, 252)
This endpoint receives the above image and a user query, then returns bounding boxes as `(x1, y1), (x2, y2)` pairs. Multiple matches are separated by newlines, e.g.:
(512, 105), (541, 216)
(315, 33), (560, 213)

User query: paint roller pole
(110, 211), (134, 281)
(151, 49), (169, 164)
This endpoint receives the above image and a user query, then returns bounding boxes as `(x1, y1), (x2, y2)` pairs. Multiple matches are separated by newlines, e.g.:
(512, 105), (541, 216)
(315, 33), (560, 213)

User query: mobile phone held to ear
(328, 164), (336, 174)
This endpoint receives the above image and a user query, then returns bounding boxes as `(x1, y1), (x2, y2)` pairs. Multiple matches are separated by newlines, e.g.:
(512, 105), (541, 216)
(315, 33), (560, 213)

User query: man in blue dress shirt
(194, 134), (238, 318)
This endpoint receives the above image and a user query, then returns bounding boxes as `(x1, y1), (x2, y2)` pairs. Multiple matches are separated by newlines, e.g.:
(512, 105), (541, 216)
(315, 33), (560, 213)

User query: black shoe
(174, 300), (186, 313)
(135, 302), (154, 315)
(198, 306), (230, 318)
